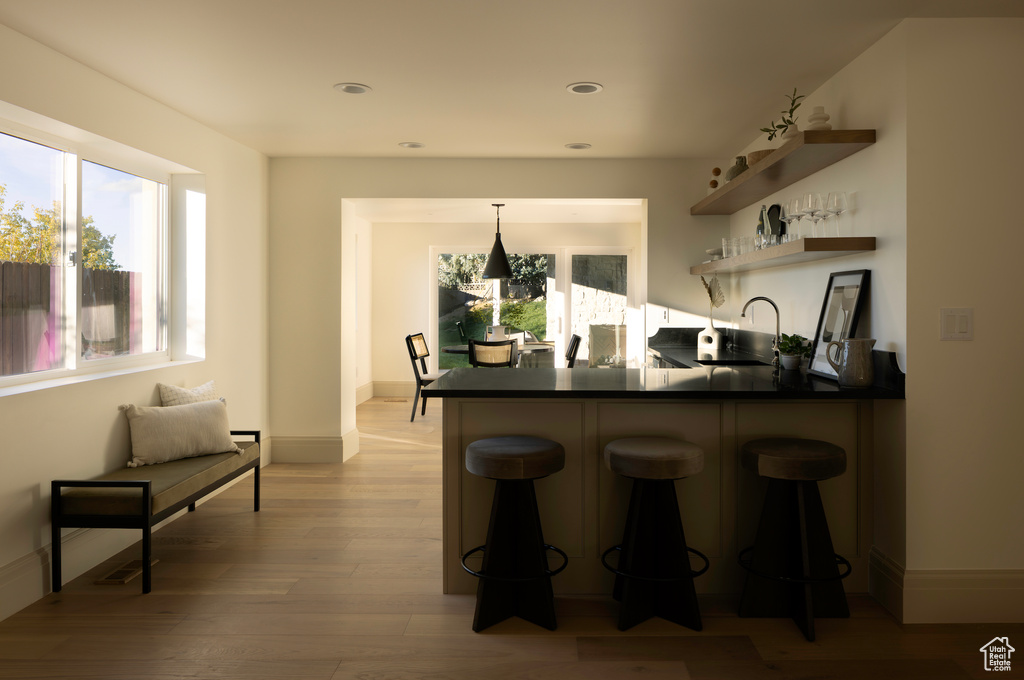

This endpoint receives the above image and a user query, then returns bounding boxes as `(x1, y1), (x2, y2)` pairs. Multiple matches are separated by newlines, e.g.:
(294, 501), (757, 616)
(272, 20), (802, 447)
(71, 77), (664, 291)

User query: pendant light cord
(493, 203), (504, 233)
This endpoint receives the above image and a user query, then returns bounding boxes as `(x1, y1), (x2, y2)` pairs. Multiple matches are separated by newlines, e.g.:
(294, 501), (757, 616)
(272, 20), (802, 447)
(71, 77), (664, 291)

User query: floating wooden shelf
(689, 237), (876, 275)
(691, 130), (876, 216)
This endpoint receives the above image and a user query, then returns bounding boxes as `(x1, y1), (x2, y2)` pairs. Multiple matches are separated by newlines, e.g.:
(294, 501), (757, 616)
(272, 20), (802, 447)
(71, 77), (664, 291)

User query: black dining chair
(468, 339), (519, 368)
(406, 333), (447, 422)
(565, 334), (581, 368)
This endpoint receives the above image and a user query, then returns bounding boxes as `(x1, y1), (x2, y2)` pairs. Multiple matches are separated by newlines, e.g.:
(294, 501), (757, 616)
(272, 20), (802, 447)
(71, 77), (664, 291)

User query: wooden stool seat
(738, 437), (850, 641)
(601, 436), (707, 631)
(463, 436), (566, 632)
(741, 437), (845, 481)
(466, 436), (565, 480)
(604, 436), (704, 479)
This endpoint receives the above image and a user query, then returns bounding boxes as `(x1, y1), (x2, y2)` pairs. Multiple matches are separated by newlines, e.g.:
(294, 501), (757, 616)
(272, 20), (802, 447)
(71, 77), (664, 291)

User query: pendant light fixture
(481, 203), (513, 279)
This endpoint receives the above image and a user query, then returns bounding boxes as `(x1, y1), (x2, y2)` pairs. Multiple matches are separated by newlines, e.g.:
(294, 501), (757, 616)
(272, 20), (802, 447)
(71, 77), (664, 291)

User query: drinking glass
(801, 192), (825, 237)
(778, 203), (792, 243)
(787, 197), (803, 239)
(825, 191), (848, 237)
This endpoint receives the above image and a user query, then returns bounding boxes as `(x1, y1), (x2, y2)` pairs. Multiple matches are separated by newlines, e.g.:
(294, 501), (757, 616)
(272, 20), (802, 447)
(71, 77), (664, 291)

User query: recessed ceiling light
(565, 143), (592, 150)
(566, 82), (603, 95)
(333, 82), (372, 94)
(399, 141), (425, 149)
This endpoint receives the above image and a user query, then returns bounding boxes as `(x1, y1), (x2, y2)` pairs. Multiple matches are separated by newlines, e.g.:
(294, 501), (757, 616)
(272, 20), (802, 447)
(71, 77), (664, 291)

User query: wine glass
(777, 203), (792, 243)
(801, 192), (825, 237)
(825, 191), (849, 237)
(787, 197), (804, 239)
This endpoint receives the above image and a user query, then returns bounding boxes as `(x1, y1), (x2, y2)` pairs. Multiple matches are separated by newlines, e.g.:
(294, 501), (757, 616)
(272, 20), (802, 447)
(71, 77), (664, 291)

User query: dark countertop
(423, 364), (904, 400)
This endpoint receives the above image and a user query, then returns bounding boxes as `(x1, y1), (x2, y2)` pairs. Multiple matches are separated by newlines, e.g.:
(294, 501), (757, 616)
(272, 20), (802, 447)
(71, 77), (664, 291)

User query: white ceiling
(1, 0), (1021, 161)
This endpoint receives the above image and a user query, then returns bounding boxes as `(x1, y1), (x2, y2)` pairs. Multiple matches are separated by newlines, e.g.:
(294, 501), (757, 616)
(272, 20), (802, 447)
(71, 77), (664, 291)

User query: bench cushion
(60, 441), (259, 516)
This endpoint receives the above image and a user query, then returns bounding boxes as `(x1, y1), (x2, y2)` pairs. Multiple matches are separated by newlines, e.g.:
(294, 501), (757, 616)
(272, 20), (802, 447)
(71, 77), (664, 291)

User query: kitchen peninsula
(424, 363), (904, 597)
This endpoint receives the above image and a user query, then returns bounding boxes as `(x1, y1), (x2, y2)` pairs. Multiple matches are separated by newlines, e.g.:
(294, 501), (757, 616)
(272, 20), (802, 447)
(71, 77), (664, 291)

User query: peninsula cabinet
(427, 367), (902, 598)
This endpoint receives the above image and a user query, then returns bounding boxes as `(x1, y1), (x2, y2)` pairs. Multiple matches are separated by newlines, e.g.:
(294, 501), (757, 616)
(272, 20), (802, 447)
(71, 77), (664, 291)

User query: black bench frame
(51, 430), (261, 594)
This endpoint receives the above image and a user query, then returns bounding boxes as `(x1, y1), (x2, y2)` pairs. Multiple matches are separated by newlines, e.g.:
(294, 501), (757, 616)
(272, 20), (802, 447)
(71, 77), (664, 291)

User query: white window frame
(0, 105), (200, 393)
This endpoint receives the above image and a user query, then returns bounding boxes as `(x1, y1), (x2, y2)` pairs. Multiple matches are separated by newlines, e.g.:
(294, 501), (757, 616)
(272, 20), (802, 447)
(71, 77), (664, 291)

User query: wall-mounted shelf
(690, 237), (875, 275)
(691, 130), (876, 216)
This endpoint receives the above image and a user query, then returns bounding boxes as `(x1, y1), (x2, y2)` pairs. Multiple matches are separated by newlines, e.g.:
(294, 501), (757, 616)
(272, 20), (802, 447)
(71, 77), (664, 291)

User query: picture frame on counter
(809, 269), (870, 379)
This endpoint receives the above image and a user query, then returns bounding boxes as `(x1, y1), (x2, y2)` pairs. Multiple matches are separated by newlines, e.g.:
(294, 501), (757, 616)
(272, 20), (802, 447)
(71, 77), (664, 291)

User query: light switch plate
(940, 308), (973, 340)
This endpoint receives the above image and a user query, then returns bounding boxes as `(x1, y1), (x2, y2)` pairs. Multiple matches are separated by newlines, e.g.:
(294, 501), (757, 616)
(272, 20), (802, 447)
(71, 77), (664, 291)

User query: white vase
(698, 315), (722, 351)
(780, 354), (802, 370)
(807, 106), (832, 131)
(781, 123), (800, 140)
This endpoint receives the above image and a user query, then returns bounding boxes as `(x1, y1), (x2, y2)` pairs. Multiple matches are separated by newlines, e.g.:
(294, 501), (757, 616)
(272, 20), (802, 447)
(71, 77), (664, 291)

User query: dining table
(440, 342), (555, 356)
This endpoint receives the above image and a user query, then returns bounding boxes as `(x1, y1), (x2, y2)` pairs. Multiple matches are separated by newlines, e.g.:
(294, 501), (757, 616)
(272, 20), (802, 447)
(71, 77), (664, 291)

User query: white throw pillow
(122, 398), (241, 467)
(158, 380), (218, 406)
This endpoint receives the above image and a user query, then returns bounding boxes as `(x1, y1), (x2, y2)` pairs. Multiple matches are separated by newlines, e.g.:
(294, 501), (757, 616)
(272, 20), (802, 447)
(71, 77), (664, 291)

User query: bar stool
(738, 437), (851, 641)
(461, 436), (568, 632)
(601, 436), (708, 631)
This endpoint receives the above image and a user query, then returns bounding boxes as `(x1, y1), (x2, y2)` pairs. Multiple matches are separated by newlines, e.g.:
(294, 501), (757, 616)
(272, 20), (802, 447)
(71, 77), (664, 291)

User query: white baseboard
(269, 430), (359, 463)
(355, 382), (374, 404)
(870, 546), (1024, 623)
(373, 381), (415, 398)
(869, 546), (905, 622)
(0, 526), (138, 622)
(903, 568), (1024, 623)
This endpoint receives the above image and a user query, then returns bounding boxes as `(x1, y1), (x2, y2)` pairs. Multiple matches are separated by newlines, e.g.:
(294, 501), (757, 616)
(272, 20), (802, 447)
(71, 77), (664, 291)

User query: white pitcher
(826, 338), (875, 388)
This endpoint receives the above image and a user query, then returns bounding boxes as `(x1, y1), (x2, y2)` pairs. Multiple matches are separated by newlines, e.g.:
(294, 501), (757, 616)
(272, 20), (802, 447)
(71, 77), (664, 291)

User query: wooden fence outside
(0, 261), (137, 377)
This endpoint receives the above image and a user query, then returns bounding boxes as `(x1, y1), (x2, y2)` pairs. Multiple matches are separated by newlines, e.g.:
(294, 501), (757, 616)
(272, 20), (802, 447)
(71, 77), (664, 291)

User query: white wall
(369, 220), (641, 388)
(0, 24), (269, 620)
(726, 26), (908, 363)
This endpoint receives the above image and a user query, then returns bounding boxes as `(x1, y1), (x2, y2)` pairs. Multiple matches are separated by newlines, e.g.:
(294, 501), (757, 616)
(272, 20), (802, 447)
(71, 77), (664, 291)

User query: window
(0, 129), (168, 381)
(436, 252), (554, 369)
(80, 161), (165, 360)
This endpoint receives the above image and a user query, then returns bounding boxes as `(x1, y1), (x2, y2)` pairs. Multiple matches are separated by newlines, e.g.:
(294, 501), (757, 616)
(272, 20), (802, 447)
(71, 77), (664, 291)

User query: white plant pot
(780, 354), (802, 370)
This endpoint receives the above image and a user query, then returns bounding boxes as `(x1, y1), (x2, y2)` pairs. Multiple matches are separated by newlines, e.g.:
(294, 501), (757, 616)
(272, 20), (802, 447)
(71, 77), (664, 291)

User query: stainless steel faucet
(741, 296), (780, 368)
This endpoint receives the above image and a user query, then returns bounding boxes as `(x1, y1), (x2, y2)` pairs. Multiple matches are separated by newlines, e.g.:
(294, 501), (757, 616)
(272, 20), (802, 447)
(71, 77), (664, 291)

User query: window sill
(0, 357), (204, 399)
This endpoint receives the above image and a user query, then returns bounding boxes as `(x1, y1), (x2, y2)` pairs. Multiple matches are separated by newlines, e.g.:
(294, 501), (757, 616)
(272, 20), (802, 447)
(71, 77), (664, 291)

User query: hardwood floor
(3, 397), (1020, 679)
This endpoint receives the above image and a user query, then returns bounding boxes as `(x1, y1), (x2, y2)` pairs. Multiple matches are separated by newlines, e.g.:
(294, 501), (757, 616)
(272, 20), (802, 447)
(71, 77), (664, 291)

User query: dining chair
(406, 333), (447, 422)
(565, 334), (581, 368)
(468, 339), (519, 368)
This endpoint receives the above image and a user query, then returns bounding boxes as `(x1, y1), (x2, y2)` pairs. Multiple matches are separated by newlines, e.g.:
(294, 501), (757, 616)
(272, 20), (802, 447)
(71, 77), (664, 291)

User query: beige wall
(0, 25), (269, 619)
(901, 19), (1024, 620)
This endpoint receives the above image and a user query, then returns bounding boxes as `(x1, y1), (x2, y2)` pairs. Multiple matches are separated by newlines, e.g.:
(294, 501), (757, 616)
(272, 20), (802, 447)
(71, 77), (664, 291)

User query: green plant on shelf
(778, 332), (811, 357)
(760, 88), (805, 141)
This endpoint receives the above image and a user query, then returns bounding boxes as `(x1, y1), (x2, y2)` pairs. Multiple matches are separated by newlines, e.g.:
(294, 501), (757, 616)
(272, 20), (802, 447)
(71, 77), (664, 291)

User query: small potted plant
(777, 332), (811, 370)
(760, 88), (805, 142)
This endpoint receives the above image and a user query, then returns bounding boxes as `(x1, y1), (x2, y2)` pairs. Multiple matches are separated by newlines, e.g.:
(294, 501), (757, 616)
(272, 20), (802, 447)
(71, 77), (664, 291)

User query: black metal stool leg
(739, 479), (849, 641)
(614, 479), (702, 631)
(472, 479), (558, 632)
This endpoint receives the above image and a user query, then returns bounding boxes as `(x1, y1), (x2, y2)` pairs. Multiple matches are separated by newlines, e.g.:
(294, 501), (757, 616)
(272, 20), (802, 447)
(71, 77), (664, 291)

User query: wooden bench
(51, 430), (261, 593)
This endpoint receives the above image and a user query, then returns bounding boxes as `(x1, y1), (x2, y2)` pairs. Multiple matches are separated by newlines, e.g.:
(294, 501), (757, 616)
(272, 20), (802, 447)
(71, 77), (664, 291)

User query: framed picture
(808, 270), (870, 379)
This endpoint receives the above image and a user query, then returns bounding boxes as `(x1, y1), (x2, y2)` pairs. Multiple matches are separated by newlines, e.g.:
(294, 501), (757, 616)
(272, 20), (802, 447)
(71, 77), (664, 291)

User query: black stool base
(610, 478), (703, 632)
(471, 479), (558, 632)
(739, 478), (850, 641)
